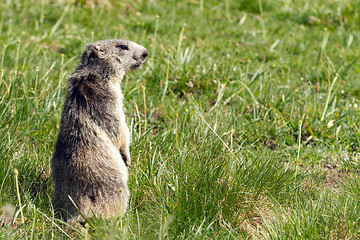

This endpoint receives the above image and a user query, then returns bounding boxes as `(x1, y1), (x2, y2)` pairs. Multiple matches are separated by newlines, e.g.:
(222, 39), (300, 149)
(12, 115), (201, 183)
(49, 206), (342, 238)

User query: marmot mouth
(129, 60), (145, 72)
(132, 63), (141, 69)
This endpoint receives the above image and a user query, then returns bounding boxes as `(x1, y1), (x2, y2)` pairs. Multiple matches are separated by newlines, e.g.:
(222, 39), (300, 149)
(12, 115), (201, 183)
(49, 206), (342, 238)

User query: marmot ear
(85, 43), (106, 59)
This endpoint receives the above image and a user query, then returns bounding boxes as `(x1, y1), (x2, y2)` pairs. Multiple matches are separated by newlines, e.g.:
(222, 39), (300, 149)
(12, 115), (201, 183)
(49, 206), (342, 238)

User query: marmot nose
(142, 49), (148, 60)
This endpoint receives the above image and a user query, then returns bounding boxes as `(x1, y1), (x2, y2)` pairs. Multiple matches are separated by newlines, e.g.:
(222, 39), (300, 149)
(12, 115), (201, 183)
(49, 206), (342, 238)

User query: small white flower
(327, 120), (334, 128)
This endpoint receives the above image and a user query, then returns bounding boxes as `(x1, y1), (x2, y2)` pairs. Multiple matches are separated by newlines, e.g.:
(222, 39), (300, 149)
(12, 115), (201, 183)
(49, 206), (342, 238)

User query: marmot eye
(118, 45), (128, 50)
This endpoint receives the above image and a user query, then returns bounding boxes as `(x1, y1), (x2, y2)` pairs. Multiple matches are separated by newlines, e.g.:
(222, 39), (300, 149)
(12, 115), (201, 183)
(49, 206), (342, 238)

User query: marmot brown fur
(51, 39), (148, 222)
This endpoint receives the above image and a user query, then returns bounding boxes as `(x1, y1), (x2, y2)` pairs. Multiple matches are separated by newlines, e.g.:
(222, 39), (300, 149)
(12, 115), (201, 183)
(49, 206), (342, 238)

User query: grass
(0, 0), (360, 238)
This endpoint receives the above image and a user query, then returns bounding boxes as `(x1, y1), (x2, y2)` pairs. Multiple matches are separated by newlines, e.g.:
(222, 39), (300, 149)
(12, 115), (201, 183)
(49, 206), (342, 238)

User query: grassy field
(1, 0), (360, 238)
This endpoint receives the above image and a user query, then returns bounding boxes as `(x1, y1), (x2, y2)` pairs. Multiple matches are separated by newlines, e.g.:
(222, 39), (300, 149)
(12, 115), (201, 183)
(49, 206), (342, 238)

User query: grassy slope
(0, 0), (360, 238)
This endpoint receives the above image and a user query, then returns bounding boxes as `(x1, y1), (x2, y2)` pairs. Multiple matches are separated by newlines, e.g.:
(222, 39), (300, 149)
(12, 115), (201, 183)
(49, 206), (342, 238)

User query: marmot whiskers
(51, 39), (148, 222)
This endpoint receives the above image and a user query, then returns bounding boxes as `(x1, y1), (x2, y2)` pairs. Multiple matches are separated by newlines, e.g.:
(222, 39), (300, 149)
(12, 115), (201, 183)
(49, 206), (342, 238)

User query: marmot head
(80, 39), (148, 76)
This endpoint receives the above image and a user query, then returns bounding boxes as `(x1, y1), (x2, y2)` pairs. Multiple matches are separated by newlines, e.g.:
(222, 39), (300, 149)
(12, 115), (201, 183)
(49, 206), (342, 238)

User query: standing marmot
(51, 39), (148, 222)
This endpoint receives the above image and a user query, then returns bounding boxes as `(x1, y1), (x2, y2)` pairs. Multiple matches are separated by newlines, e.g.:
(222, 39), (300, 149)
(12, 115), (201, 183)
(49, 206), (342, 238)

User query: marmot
(51, 39), (148, 222)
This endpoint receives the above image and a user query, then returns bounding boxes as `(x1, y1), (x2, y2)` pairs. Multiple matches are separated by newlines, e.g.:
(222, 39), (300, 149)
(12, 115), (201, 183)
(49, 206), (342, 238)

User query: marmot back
(51, 39), (148, 222)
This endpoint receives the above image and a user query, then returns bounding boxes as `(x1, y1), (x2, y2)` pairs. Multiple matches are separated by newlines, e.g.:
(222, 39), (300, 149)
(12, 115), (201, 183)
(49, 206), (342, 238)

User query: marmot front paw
(120, 149), (131, 167)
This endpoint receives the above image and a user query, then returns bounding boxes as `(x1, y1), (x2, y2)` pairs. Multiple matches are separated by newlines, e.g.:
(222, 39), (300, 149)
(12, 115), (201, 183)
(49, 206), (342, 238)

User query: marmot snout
(51, 39), (148, 222)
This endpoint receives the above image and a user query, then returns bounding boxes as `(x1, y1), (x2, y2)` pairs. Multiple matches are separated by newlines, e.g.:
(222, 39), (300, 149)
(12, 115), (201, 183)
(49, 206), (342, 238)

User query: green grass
(1, 0), (360, 238)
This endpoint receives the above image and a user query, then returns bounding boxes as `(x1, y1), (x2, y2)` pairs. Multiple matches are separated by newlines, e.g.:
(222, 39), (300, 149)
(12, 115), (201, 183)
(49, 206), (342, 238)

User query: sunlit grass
(1, 0), (360, 238)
